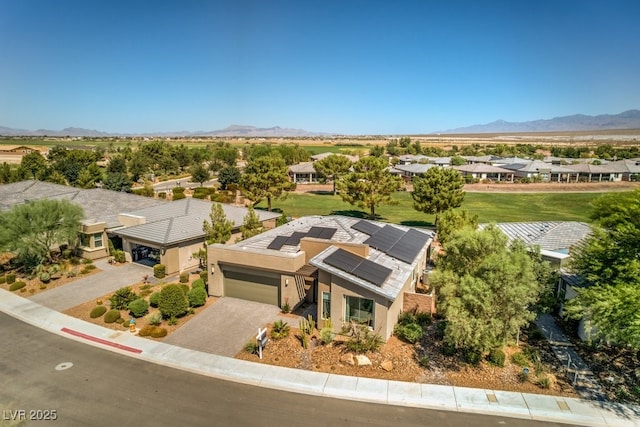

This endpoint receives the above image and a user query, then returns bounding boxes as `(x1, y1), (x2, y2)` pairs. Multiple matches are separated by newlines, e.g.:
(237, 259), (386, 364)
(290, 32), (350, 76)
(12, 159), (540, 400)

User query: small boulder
(341, 353), (355, 366)
(380, 360), (394, 372)
(355, 355), (372, 366)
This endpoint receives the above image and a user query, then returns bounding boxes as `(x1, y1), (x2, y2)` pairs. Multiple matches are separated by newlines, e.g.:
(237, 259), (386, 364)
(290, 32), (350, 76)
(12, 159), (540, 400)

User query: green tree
(336, 156), (403, 219)
(202, 203), (233, 244)
(75, 168), (96, 189)
(190, 163), (210, 187)
(103, 172), (132, 192)
(564, 190), (640, 348)
(20, 151), (47, 179)
(239, 206), (264, 240)
(436, 208), (478, 245)
(0, 199), (84, 269)
(450, 156), (467, 166)
(431, 225), (541, 353)
(369, 145), (385, 157)
(313, 154), (353, 195)
(107, 155), (128, 174)
(412, 167), (465, 225)
(240, 154), (295, 211)
(217, 166), (241, 190)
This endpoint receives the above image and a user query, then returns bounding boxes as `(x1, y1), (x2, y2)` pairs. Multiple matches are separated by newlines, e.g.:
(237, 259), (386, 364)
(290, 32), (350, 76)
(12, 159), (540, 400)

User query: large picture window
(322, 292), (331, 320)
(344, 296), (374, 326)
(79, 233), (90, 248)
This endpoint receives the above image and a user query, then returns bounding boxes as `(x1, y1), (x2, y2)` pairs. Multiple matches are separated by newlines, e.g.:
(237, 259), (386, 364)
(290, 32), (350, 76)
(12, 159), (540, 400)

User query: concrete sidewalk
(1, 290), (638, 426)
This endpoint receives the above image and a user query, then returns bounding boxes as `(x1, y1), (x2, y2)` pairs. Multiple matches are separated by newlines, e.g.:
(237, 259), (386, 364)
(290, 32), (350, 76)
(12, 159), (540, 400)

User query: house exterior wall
(79, 222), (108, 260)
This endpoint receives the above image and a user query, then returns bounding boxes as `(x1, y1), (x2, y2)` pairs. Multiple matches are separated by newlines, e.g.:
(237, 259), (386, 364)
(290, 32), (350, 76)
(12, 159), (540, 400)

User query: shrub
(84, 264), (96, 271)
(62, 248), (73, 259)
(464, 349), (483, 366)
(149, 292), (161, 307)
(397, 311), (417, 326)
(146, 312), (162, 326)
(192, 278), (205, 290)
(104, 309), (121, 323)
(270, 320), (290, 340)
(38, 272), (51, 283)
(442, 343), (457, 357)
(199, 270), (208, 282)
(153, 264), (166, 279)
(536, 375), (552, 389)
(128, 298), (149, 318)
(158, 284), (189, 319)
(281, 301), (290, 314)
(80, 267), (91, 275)
(320, 327), (335, 345)
(0, 275), (5, 284)
(415, 311), (432, 326)
(109, 287), (137, 310)
(345, 324), (383, 353)
(69, 256), (80, 265)
(90, 305), (107, 318)
(66, 271), (77, 278)
(187, 287), (207, 307)
(6, 273), (16, 284)
(179, 284), (189, 294)
(112, 250), (126, 263)
(167, 317), (178, 326)
(82, 258), (93, 265)
(488, 348), (506, 367)
(149, 327), (168, 338)
(138, 325), (154, 337)
(394, 323), (423, 343)
(244, 340), (259, 354)
(116, 317), (125, 324)
(9, 281), (26, 291)
(179, 272), (189, 283)
(419, 355), (430, 367)
(511, 352), (530, 367)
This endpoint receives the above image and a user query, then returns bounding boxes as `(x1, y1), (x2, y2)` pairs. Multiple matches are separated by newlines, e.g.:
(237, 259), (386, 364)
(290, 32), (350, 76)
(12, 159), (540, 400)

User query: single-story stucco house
(206, 215), (435, 340)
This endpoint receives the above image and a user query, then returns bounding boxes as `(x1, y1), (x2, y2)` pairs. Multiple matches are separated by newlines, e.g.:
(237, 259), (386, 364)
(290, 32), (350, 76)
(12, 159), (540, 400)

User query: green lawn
(301, 144), (371, 155)
(256, 191), (612, 227)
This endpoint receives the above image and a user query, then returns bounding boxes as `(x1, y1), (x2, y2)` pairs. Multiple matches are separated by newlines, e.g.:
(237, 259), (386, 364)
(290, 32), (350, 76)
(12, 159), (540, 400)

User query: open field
(254, 190), (621, 226)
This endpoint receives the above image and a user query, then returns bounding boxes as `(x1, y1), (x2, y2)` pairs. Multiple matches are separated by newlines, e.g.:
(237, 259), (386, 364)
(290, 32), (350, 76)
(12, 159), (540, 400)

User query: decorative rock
(341, 353), (355, 366)
(355, 355), (372, 366)
(380, 360), (394, 372)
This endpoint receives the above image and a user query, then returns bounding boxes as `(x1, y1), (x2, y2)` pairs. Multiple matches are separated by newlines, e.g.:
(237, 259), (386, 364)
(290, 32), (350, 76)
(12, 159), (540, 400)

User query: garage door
(223, 269), (279, 306)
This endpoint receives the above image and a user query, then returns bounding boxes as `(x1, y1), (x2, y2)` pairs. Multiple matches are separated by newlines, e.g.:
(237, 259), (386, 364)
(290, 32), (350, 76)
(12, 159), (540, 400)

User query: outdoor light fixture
(210, 265), (215, 274)
(285, 279), (289, 286)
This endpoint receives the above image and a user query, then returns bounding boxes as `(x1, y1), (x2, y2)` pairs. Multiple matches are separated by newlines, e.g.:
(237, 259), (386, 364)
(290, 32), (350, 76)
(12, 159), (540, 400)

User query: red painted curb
(61, 327), (143, 354)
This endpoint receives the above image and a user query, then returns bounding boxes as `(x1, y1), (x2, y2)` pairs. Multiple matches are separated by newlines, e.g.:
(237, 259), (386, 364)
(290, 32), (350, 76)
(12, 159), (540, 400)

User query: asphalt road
(0, 313), (570, 427)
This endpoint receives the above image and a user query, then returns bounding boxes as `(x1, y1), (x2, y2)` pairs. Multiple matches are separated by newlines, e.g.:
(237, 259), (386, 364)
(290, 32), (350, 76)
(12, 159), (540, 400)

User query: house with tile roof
(206, 215), (434, 340)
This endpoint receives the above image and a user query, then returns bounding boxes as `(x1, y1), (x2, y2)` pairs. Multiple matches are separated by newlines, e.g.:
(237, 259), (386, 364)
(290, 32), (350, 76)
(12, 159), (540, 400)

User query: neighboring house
(390, 163), (438, 180)
(288, 162), (318, 183)
(500, 160), (579, 182)
(563, 163), (624, 182)
(0, 180), (279, 275)
(309, 152), (359, 163)
(206, 215), (434, 340)
(0, 145), (49, 164)
(396, 154), (428, 165)
(453, 163), (515, 182)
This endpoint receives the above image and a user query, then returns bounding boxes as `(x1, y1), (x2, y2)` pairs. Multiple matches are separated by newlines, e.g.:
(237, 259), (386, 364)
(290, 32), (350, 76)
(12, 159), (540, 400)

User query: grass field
(255, 191), (611, 227)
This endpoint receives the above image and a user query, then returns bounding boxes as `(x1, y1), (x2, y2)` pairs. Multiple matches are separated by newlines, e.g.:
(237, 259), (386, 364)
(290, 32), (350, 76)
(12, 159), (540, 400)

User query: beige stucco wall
(117, 214), (146, 227)
(79, 222), (108, 260)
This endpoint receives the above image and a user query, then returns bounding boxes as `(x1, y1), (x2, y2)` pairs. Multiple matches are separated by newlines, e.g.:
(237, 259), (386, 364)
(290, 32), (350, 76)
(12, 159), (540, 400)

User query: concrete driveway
(163, 297), (295, 357)
(29, 260), (151, 311)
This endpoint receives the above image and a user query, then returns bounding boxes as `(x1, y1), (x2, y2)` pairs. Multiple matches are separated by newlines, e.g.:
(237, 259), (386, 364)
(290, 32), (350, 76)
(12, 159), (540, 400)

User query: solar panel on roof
(324, 248), (363, 273)
(267, 235), (289, 250)
(365, 225), (405, 252)
(386, 229), (431, 263)
(285, 231), (307, 246)
(352, 260), (392, 287)
(306, 227), (324, 238)
(318, 227), (337, 239)
(351, 219), (381, 235)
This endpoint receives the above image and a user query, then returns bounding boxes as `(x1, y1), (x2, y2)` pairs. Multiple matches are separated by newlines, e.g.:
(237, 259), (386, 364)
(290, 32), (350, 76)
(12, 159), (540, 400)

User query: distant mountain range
(0, 124), (329, 138)
(2, 110), (639, 137)
(441, 110), (640, 134)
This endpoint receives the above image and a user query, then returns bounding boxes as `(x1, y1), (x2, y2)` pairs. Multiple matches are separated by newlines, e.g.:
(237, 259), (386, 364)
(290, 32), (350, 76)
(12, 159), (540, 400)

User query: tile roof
(479, 221), (591, 252)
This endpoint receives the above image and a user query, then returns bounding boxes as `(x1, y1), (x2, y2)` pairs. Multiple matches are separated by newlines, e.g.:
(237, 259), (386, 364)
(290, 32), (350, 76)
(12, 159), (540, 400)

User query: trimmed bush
(104, 309), (121, 323)
(153, 264), (166, 279)
(179, 272), (189, 283)
(397, 311), (417, 326)
(6, 273), (16, 284)
(138, 325), (154, 337)
(394, 323), (423, 343)
(158, 284), (189, 319)
(415, 311), (432, 326)
(84, 264), (96, 270)
(464, 349), (483, 366)
(116, 317), (125, 324)
(112, 250), (126, 263)
(179, 284), (189, 294)
(128, 298), (149, 318)
(109, 287), (137, 310)
(9, 281), (26, 291)
(488, 348), (506, 367)
(0, 275), (5, 284)
(149, 327), (168, 338)
(149, 292), (161, 307)
(511, 352), (530, 367)
(191, 278), (205, 289)
(90, 305), (107, 318)
(187, 287), (207, 307)
(199, 270), (208, 282)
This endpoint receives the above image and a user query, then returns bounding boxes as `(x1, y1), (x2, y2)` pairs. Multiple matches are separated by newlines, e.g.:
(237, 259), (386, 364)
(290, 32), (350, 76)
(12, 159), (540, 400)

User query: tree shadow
(400, 220), (434, 229)
(330, 209), (380, 220)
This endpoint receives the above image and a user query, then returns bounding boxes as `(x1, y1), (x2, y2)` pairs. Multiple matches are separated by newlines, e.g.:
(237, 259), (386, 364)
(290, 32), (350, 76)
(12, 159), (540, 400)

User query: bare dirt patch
(236, 321), (578, 398)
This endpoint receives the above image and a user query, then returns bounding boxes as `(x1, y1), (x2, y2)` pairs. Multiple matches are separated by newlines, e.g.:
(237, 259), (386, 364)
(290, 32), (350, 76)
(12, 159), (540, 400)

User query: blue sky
(1, 0), (639, 135)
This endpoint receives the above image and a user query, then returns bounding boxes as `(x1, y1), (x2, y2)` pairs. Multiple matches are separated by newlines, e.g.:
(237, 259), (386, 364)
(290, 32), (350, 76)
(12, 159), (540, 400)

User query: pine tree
(202, 203), (233, 244)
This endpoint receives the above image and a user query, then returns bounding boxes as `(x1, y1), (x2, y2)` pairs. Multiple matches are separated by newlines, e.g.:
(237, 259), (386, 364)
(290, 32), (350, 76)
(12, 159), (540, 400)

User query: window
(79, 233), (90, 248)
(344, 296), (374, 326)
(93, 233), (103, 248)
(322, 292), (331, 320)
